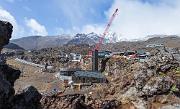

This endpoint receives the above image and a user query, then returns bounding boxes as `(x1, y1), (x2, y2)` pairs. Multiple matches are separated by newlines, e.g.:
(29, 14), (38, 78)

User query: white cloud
(81, 24), (104, 34)
(55, 24), (104, 36)
(0, 7), (46, 38)
(26, 18), (48, 36)
(75, 0), (180, 41)
(0, 7), (16, 27)
(0, 7), (22, 39)
(105, 0), (180, 40)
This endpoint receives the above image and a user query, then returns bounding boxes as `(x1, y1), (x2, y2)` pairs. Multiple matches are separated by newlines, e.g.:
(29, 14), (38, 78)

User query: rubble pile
(104, 56), (129, 75)
(139, 47), (180, 96)
(41, 94), (120, 109)
(19, 49), (62, 65)
(41, 94), (88, 109)
(20, 44), (91, 63)
(41, 47), (179, 108)
(18, 45), (91, 71)
(91, 47), (180, 108)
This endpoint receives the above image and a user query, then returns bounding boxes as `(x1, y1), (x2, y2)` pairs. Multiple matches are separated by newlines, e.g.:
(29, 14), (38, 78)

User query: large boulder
(0, 75), (15, 109)
(0, 64), (21, 108)
(11, 86), (42, 109)
(0, 21), (42, 109)
(134, 67), (155, 91)
(0, 65), (21, 86)
(0, 20), (14, 109)
(41, 94), (88, 109)
(160, 104), (180, 109)
(0, 20), (13, 51)
(141, 76), (174, 96)
(101, 100), (119, 109)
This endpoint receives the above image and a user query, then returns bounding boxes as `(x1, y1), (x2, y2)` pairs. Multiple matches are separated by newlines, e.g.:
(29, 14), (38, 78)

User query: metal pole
(92, 49), (98, 71)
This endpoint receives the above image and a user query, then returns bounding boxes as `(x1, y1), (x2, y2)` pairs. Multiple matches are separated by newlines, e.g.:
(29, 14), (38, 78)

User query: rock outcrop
(0, 20), (13, 52)
(0, 20), (42, 109)
(11, 86), (42, 109)
(41, 94), (120, 109)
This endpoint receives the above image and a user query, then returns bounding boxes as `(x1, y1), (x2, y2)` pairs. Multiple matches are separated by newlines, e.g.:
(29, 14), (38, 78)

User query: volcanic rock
(0, 20), (42, 109)
(0, 20), (13, 52)
(141, 76), (174, 96)
(11, 86), (42, 109)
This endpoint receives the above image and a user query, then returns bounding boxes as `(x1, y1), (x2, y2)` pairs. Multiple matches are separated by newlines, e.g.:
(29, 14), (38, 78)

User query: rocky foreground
(0, 20), (42, 109)
(0, 20), (180, 109)
(39, 47), (180, 109)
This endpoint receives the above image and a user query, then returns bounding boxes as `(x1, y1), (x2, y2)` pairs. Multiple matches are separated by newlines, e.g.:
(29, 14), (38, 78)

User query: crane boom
(95, 8), (119, 50)
(86, 8), (118, 57)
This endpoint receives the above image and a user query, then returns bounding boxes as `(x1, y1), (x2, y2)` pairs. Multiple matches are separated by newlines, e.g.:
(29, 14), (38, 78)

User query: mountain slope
(10, 34), (180, 51)
(4, 43), (24, 50)
(67, 33), (100, 45)
(11, 35), (72, 50)
(101, 35), (180, 51)
(10, 33), (112, 50)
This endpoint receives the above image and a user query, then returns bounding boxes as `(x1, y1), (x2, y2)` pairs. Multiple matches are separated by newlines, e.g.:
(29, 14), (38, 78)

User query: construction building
(69, 53), (82, 62)
(56, 50), (107, 84)
(56, 69), (106, 84)
(72, 71), (106, 83)
(146, 43), (164, 48)
(55, 69), (76, 82)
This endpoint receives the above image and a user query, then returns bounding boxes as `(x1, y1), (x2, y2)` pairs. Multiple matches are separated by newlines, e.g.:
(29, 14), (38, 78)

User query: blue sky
(0, 0), (113, 38)
(140, 0), (161, 4)
(0, 0), (180, 40)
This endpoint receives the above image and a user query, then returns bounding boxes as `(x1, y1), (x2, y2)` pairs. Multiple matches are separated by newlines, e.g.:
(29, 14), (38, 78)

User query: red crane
(88, 8), (119, 56)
